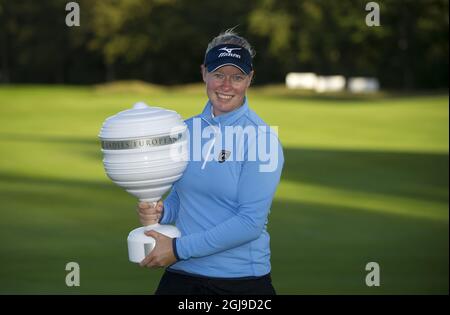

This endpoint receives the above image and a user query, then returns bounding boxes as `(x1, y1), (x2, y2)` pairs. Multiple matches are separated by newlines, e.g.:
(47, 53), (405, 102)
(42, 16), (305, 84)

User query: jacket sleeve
(175, 131), (284, 260)
(160, 185), (181, 224)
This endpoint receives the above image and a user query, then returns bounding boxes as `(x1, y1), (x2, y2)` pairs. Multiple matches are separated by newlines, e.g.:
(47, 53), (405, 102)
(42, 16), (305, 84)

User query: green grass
(0, 84), (448, 294)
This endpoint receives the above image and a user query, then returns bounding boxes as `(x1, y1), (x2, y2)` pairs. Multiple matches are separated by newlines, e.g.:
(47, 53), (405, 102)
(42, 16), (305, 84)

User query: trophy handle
(127, 223), (181, 263)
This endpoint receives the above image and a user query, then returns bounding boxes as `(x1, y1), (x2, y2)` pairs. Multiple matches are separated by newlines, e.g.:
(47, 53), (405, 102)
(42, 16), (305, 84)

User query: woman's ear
(200, 64), (207, 83)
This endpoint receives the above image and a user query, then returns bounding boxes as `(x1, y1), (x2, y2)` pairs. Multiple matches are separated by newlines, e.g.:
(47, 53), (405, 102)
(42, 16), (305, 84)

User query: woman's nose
(221, 76), (233, 89)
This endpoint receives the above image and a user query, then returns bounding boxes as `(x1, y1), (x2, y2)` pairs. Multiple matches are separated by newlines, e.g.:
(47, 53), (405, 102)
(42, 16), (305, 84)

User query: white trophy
(99, 102), (188, 263)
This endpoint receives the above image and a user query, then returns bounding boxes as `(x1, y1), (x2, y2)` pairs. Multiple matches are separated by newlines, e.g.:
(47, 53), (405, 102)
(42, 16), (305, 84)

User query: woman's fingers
(139, 213), (161, 220)
(138, 212), (162, 225)
(137, 206), (162, 215)
(137, 201), (150, 209)
(136, 200), (164, 225)
(138, 200), (163, 210)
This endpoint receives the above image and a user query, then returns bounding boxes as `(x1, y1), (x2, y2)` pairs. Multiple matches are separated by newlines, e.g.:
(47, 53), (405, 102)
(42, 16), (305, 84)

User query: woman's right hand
(136, 200), (164, 226)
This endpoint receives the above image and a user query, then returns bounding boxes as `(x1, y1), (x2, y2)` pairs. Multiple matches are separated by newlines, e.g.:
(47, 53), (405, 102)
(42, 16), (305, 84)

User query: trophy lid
(99, 102), (186, 140)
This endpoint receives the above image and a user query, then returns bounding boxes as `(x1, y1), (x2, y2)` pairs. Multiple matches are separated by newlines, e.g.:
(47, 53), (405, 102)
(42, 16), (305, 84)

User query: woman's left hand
(139, 230), (177, 268)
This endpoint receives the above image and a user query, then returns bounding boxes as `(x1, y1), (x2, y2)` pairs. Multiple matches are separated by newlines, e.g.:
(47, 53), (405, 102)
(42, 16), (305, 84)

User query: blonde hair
(205, 28), (256, 59)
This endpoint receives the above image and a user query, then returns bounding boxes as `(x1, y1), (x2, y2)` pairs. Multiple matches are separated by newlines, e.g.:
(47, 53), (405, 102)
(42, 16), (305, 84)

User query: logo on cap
(218, 47), (242, 59)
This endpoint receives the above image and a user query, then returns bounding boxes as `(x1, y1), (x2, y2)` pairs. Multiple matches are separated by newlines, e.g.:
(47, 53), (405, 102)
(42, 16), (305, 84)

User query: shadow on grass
(282, 147), (449, 204)
(1, 132), (448, 204)
(269, 199), (448, 294)
(250, 86), (448, 104)
(0, 171), (110, 191)
(0, 133), (99, 146)
(0, 172), (159, 294)
(0, 173), (447, 293)
(0, 133), (102, 161)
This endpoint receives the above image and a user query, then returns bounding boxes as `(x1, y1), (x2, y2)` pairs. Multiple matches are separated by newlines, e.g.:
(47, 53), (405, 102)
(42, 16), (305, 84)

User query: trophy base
(127, 224), (181, 263)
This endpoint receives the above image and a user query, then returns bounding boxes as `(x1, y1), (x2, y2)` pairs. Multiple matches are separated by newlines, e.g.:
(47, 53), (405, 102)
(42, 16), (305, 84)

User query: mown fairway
(0, 84), (448, 294)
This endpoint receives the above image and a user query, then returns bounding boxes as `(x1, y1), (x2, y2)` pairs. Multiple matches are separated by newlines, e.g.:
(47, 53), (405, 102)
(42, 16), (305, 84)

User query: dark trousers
(155, 269), (276, 295)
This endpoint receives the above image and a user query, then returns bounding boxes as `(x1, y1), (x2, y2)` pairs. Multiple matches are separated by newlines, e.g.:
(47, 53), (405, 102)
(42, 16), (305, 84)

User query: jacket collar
(200, 97), (249, 126)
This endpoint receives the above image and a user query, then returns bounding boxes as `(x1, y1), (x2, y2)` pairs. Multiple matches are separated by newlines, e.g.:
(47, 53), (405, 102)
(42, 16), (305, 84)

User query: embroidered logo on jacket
(218, 150), (231, 163)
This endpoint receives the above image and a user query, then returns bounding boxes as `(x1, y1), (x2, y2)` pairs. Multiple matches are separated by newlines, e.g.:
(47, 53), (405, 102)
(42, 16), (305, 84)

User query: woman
(137, 30), (284, 295)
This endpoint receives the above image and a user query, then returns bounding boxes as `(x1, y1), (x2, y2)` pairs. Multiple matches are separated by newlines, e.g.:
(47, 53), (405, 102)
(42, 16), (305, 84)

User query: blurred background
(0, 0), (448, 294)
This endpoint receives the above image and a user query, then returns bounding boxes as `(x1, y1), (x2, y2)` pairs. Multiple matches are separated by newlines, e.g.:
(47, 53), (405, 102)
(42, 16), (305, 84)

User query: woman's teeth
(217, 93), (233, 100)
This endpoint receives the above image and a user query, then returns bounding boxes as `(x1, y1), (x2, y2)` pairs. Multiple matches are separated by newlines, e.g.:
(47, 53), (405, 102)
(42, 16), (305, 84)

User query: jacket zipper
(201, 117), (221, 170)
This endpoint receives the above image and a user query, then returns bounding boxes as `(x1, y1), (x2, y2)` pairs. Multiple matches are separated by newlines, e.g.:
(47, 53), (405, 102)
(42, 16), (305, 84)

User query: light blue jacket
(161, 98), (284, 278)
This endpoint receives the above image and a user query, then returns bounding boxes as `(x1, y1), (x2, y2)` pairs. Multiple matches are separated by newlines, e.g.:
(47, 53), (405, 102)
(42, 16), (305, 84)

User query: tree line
(0, 0), (448, 89)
